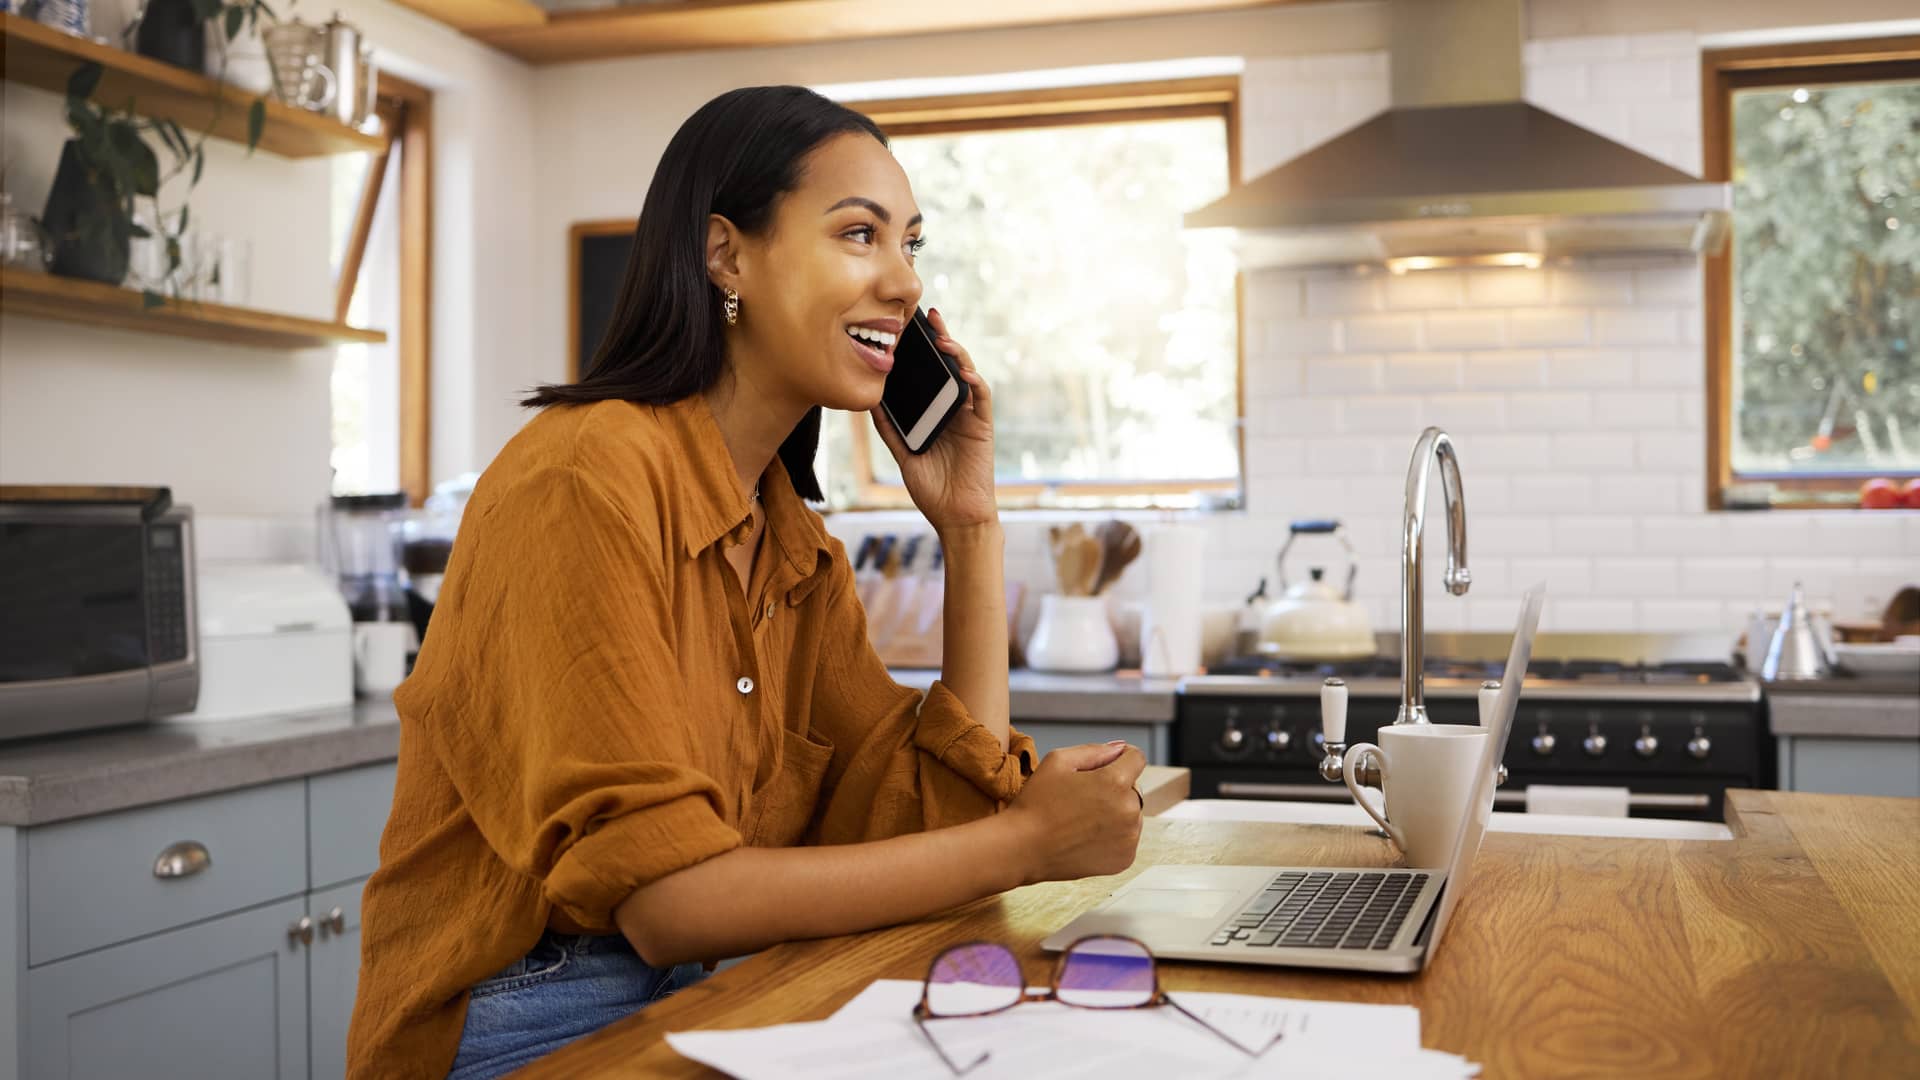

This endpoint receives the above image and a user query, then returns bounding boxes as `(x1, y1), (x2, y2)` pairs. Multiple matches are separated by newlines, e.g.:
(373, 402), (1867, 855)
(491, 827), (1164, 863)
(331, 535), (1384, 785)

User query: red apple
(1860, 478), (1899, 509)
(1902, 478), (1920, 510)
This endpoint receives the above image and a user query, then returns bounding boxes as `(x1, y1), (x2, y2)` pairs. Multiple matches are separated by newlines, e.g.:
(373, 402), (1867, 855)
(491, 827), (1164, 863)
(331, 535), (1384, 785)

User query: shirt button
(763, 601), (776, 620)
(736, 676), (755, 695)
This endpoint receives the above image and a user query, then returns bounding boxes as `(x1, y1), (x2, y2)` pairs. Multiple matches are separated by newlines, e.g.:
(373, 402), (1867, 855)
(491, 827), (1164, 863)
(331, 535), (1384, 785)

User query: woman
(345, 86), (1146, 1079)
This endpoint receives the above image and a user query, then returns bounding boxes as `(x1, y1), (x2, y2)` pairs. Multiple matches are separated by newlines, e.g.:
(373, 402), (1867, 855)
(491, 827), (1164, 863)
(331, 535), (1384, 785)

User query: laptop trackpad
(1111, 889), (1238, 919)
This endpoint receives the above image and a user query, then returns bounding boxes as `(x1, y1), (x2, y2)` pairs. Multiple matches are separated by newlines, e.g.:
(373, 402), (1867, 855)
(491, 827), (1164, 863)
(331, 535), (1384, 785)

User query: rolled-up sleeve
(404, 464), (742, 933)
(803, 550), (1035, 845)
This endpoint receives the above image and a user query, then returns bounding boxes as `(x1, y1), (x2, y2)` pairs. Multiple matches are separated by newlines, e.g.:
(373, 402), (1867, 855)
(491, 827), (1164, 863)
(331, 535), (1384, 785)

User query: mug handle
(1341, 743), (1406, 850)
(351, 624), (369, 670)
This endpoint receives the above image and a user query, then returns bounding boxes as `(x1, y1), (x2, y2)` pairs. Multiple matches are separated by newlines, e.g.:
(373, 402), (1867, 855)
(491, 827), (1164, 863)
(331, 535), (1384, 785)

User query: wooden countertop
(520, 790), (1920, 1077)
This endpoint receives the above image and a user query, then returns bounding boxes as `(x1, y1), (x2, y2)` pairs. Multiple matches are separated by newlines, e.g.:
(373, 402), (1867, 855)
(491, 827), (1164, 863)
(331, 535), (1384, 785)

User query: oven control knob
(1310, 730), (1326, 755)
(1583, 732), (1608, 758)
(1219, 726), (1247, 754)
(1634, 731), (1659, 758)
(1264, 728), (1292, 754)
(1531, 731), (1557, 756)
(1687, 732), (1712, 760)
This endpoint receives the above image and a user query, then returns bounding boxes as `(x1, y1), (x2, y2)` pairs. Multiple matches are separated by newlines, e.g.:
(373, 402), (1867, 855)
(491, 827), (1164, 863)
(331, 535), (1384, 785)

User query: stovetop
(1183, 655), (1762, 704)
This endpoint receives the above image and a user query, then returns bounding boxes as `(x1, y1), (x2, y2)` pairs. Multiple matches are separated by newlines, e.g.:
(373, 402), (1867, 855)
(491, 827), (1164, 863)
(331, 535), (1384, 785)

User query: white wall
(0, 1), (534, 561)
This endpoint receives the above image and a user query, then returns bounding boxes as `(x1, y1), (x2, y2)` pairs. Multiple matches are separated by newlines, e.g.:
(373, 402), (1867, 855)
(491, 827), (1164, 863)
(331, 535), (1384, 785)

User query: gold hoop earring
(723, 287), (740, 326)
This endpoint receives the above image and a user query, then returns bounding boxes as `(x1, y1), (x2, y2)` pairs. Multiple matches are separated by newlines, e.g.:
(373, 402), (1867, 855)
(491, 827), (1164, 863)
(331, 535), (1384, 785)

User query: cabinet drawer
(308, 762), (397, 888)
(27, 781), (306, 966)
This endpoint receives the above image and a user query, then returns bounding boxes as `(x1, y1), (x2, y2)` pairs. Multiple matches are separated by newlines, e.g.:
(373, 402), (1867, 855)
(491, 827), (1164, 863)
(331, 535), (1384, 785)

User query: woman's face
(723, 132), (924, 413)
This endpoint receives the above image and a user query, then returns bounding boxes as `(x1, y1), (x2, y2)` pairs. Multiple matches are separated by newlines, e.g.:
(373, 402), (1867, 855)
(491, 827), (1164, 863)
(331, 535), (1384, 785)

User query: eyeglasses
(910, 935), (1282, 1075)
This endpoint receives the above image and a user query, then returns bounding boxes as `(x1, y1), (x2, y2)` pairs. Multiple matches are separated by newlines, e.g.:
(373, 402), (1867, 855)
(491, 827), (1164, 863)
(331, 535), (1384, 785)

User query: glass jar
(0, 191), (51, 272)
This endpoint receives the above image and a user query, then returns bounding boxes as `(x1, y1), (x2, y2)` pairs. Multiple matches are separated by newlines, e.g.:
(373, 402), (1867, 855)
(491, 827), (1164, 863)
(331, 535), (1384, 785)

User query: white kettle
(1258, 520), (1376, 661)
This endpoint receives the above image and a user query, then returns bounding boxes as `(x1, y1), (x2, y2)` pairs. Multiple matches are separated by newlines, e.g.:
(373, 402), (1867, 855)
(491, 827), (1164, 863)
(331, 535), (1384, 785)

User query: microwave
(0, 486), (200, 741)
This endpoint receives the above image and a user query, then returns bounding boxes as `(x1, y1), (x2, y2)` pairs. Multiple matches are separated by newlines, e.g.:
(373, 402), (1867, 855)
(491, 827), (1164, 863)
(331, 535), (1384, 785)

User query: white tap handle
(1478, 680), (1501, 727)
(1321, 678), (1348, 744)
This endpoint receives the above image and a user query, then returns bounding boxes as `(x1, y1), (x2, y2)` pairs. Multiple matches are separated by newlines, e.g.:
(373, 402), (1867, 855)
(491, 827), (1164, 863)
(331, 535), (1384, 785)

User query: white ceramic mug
(1342, 724), (1488, 867)
(352, 621), (415, 697)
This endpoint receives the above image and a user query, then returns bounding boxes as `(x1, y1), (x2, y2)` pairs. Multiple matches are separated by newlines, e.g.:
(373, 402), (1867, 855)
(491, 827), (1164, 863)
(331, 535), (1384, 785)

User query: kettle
(1258, 520), (1376, 661)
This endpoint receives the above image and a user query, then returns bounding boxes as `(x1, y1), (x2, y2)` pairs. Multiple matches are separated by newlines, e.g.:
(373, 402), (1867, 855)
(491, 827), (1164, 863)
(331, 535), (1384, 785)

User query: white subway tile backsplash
(1265, 317), (1342, 356)
(1638, 599), (1727, 632)
(1550, 269), (1634, 306)
(1385, 352), (1464, 390)
(1306, 354), (1385, 394)
(1527, 34), (1630, 63)
(1343, 395), (1427, 433)
(1590, 58), (1673, 101)
(1473, 515), (1557, 556)
(1553, 433), (1637, 469)
(1627, 100), (1699, 142)
(1591, 474), (1682, 514)
(1385, 271), (1466, 311)
(1510, 475), (1595, 514)
(1473, 434), (1556, 473)
(1808, 514), (1915, 558)
(1429, 393), (1509, 434)
(1631, 264), (1702, 306)
(1595, 308), (1682, 346)
(1308, 438), (1385, 475)
(1466, 269), (1549, 306)
(1679, 557), (1768, 598)
(1299, 51), (1389, 79)
(1346, 313), (1424, 351)
(1248, 273), (1305, 319)
(1246, 437), (1309, 475)
(1468, 476), (1513, 515)
(1628, 31), (1697, 57)
(1636, 432), (1701, 469)
(1553, 514), (1638, 554)
(1546, 349), (1636, 388)
(1463, 350), (1547, 388)
(1515, 392), (1598, 432)
(1590, 391), (1679, 430)
(1525, 65), (1587, 107)
(1551, 599), (1639, 631)
(1767, 558), (1850, 607)
(1594, 557), (1680, 595)
(1509, 309), (1591, 347)
(1426, 311), (1509, 349)
(1635, 347), (1703, 388)
(1306, 275), (1383, 316)
(1267, 397), (1346, 436)
(1718, 514), (1812, 556)
(1638, 514), (1724, 554)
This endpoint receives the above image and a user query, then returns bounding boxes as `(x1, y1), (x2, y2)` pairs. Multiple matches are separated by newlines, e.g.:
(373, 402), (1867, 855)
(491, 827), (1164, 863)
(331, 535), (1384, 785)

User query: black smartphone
(880, 307), (970, 454)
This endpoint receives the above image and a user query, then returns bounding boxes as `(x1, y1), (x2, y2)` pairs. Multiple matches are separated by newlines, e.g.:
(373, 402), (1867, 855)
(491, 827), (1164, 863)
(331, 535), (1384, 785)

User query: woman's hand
(1002, 742), (1146, 885)
(870, 308), (997, 533)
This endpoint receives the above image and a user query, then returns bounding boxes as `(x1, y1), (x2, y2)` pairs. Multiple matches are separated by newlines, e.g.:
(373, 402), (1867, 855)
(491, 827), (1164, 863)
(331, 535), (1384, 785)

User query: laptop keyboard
(1206, 871), (1430, 951)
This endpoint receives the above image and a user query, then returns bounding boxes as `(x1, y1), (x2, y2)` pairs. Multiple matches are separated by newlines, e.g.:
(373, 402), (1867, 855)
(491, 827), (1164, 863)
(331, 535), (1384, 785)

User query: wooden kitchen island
(520, 790), (1920, 1077)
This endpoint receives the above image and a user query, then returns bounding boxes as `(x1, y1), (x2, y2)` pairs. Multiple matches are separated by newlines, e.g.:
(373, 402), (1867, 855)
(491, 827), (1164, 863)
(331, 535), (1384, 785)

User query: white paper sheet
(666, 979), (1478, 1080)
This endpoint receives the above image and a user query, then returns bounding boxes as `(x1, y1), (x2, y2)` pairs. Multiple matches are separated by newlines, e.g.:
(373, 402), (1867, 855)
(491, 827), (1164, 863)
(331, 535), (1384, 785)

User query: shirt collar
(666, 396), (831, 578)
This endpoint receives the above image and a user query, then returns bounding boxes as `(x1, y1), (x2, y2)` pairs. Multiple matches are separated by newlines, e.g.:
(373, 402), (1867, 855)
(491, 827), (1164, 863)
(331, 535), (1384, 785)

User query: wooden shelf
(0, 12), (384, 158)
(1, 268), (386, 349)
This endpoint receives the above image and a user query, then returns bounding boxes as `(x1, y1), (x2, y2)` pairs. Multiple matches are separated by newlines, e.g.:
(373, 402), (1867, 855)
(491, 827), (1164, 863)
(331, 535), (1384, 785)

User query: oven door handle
(1214, 782), (1710, 811)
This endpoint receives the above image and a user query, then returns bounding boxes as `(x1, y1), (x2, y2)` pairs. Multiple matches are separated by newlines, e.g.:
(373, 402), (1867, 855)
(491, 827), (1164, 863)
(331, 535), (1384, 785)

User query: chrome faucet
(1397, 426), (1470, 724)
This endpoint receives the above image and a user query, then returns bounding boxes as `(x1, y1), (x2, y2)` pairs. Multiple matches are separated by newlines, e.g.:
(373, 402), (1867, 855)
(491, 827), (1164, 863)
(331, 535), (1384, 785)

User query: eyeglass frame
(909, 934), (1282, 1075)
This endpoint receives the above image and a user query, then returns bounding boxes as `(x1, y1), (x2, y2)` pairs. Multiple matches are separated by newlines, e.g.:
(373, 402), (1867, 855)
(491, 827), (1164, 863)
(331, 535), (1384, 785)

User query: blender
(320, 493), (410, 623)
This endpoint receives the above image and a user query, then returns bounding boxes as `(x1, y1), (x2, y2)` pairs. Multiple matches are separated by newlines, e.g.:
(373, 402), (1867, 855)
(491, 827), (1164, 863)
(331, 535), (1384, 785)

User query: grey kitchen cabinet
(307, 877), (370, 1080)
(1, 761), (396, 1080)
(1777, 736), (1920, 797)
(25, 896), (309, 1080)
(1017, 719), (1171, 764)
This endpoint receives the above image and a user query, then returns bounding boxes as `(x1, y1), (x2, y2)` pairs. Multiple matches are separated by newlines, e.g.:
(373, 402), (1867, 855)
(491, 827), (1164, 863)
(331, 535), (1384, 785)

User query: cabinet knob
(323, 907), (347, 935)
(289, 916), (314, 947)
(153, 840), (211, 880)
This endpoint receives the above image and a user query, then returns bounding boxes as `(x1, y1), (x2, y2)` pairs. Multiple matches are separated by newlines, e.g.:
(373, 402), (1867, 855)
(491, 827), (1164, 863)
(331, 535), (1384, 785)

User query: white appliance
(169, 563), (353, 722)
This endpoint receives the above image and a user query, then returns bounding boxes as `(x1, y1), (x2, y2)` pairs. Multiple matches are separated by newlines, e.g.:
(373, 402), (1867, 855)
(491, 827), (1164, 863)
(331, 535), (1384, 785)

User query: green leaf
(166, 237), (182, 274)
(224, 5), (245, 42)
(190, 0), (223, 21)
(129, 221), (153, 239)
(111, 125), (161, 197)
(192, 146), (205, 185)
(142, 290), (166, 310)
(66, 63), (103, 103)
(247, 99), (266, 154)
(178, 204), (191, 234)
(165, 120), (191, 161)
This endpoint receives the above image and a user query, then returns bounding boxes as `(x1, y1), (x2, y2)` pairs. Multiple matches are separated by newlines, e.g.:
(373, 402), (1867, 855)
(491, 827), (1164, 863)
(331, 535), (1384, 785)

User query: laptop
(1042, 586), (1545, 975)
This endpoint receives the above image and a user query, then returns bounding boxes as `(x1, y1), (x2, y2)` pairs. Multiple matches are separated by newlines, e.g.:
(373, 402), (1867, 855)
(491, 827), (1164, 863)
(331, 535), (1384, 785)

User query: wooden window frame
(1702, 35), (1920, 510)
(837, 76), (1245, 510)
(334, 72), (434, 507)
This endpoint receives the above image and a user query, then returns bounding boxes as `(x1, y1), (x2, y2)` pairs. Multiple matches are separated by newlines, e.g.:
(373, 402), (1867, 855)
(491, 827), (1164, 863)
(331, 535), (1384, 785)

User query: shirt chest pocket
(739, 727), (834, 849)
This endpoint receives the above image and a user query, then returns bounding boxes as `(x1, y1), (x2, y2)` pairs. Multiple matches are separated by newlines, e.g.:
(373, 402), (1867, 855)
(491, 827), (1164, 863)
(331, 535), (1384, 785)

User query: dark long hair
(522, 86), (888, 502)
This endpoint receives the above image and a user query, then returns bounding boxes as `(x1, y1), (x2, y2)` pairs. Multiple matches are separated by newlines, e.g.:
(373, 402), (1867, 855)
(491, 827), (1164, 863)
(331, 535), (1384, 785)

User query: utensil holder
(1025, 594), (1119, 673)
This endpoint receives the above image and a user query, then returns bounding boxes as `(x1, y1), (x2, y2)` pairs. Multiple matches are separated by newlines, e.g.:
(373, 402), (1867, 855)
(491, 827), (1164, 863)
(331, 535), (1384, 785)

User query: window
(1704, 36), (1920, 508)
(820, 78), (1243, 509)
(330, 75), (433, 504)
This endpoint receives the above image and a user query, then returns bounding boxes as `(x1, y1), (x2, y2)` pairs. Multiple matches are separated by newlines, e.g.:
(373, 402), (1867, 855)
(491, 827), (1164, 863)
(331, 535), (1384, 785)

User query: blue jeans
(448, 931), (707, 1080)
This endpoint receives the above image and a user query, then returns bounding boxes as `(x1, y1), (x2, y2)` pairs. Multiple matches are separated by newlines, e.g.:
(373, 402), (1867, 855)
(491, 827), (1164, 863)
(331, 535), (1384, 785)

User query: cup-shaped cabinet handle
(322, 907), (346, 935)
(153, 840), (211, 880)
(289, 916), (314, 947)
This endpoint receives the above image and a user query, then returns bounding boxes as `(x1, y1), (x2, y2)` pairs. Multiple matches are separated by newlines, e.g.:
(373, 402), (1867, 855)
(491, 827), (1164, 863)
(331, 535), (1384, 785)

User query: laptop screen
(1420, 584), (1546, 956)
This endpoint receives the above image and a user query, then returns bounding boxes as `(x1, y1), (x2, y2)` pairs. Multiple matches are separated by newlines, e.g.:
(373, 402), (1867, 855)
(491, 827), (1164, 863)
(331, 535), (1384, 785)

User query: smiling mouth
(846, 326), (896, 374)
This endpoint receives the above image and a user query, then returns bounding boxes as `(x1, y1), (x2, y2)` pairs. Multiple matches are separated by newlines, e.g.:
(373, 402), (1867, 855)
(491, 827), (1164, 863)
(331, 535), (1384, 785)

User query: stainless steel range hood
(1187, 0), (1730, 270)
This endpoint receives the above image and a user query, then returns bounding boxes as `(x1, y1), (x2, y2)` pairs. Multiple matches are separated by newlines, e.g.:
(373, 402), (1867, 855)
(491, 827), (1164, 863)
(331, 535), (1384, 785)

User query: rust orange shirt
(346, 396), (1035, 1078)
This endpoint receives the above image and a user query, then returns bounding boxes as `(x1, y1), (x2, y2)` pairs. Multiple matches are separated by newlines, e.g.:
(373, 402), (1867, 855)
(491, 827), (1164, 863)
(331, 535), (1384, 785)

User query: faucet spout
(1399, 427), (1469, 724)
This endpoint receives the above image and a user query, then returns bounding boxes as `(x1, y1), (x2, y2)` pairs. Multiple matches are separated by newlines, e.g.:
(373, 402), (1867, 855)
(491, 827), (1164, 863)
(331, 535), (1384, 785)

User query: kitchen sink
(1162, 798), (1734, 841)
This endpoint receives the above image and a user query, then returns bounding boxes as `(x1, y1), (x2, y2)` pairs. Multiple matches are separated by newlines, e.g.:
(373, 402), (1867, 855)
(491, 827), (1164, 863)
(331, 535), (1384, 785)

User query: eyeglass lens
(925, 942), (1024, 1017)
(1056, 937), (1156, 1008)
